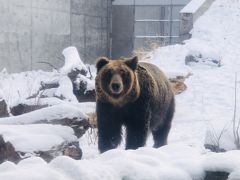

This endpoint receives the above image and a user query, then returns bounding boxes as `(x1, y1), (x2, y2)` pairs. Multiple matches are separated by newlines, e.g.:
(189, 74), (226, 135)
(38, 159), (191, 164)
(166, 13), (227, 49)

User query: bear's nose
(111, 83), (120, 92)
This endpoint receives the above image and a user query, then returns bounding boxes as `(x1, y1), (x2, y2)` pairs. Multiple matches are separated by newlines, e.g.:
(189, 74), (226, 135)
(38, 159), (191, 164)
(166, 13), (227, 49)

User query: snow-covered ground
(0, 144), (239, 180)
(148, 0), (240, 151)
(0, 0), (240, 179)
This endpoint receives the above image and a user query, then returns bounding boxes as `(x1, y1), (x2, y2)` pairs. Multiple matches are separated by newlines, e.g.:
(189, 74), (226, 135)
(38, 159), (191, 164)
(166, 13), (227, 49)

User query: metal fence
(111, 0), (190, 58)
(134, 4), (185, 48)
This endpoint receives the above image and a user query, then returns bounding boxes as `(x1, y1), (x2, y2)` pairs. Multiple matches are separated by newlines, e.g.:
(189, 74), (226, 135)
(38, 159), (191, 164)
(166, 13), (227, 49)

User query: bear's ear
(125, 56), (138, 71)
(96, 57), (109, 72)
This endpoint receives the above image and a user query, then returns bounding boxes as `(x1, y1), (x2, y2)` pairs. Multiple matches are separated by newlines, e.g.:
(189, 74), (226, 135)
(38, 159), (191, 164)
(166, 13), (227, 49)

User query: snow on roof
(180, 0), (206, 13)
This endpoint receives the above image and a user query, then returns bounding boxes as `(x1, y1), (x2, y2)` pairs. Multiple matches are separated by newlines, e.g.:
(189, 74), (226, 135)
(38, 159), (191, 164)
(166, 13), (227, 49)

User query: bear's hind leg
(152, 123), (171, 148)
(152, 98), (175, 148)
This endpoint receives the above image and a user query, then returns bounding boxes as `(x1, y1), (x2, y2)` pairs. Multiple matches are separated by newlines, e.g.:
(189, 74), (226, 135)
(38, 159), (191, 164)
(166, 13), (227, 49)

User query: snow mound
(0, 104), (87, 125)
(0, 144), (240, 180)
(0, 69), (61, 108)
(0, 124), (76, 152)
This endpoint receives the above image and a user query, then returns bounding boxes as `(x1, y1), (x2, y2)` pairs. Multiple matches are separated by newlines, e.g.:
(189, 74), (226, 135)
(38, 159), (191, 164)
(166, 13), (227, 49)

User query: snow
(0, 144), (239, 180)
(0, 69), (60, 107)
(180, 0), (206, 13)
(146, 0), (240, 151)
(203, 150), (240, 172)
(75, 74), (95, 92)
(0, 0), (240, 179)
(55, 76), (78, 102)
(146, 45), (193, 79)
(60, 46), (88, 75)
(0, 124), (76, 152)
(0, 104), (87, 125)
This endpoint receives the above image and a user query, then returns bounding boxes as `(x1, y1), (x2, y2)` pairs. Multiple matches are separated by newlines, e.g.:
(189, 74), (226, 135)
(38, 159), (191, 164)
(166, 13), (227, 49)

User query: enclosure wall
(0, 0), (111, 72)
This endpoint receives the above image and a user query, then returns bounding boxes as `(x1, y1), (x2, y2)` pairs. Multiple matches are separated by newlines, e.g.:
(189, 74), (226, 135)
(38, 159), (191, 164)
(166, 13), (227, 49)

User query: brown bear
(95, 56), (175, 153)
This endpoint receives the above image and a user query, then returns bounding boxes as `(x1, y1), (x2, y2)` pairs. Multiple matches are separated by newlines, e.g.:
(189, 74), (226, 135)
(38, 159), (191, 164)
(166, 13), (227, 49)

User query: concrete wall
(111, 5), (135, 59)
(0, 0), (111, 73)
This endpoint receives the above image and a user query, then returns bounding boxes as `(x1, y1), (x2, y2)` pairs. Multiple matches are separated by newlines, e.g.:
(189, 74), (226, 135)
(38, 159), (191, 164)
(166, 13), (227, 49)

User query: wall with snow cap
(179, 0), (216, 41)
(0, 0), (111, 73)
(111, 0), (191, 59)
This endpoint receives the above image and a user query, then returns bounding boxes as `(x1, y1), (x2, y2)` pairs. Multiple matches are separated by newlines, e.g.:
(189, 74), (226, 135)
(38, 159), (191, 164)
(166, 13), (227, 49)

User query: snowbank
(0, 124), (76, 152)
(0, 104), (87, 125)
(0, 144), (239, 180)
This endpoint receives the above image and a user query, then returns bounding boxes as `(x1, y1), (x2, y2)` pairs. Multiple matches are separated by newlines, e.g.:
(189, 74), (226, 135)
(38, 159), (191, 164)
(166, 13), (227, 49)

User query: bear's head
(95, 56), (140, 107)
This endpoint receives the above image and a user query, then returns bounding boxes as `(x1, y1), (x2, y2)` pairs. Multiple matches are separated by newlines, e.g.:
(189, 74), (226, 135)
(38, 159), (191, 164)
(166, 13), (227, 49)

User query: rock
(204, 171), (229, 180)
(11, 103), (48, 116)
(0, 135), (21, 163)
(169, 77), (187, 95)
(38, 142), (82, 162)
(204, 144), (226, 153)
(0, 129), (83, 163)
(68, 69), (96, 102)
(63, 142), (82, 160)
(0, 99), (8, 117)
(185, 54), (221, 67)
(49, 117), (90, 138)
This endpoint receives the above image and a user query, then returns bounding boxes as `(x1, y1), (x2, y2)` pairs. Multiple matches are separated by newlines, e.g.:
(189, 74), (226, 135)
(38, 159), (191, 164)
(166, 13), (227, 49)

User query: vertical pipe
(30, 0), (33, 70)
(132, 0), (136, 53)
(70, 0), (72, 46)
(107, 0), (111, 58)
(160, 6), (165, 46)
(169, 0), (173, 45)
(83, 15), (86, 63)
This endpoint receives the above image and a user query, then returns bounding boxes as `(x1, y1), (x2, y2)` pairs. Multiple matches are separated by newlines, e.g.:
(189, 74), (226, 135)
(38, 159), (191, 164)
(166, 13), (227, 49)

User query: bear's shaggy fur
(95, 56), (175, 153)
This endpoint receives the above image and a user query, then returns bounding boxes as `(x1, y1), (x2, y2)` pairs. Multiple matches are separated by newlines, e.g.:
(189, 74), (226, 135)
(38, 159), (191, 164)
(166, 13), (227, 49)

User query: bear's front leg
(97, 102), (122, 153)
(125, 109), (150, 150)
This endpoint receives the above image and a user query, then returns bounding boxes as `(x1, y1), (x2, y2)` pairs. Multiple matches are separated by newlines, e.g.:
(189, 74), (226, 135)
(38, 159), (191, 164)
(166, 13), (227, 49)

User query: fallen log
(0, 124), (82, 163)
(204, 171), (229, 180)
(11, 103), (48, 116)
(1, 104), (90, 138)
(61, 47), (95, 102)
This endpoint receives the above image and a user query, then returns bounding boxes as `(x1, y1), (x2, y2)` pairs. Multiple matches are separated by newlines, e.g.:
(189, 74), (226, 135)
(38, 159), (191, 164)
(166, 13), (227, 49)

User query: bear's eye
(105, 69), (113, 78)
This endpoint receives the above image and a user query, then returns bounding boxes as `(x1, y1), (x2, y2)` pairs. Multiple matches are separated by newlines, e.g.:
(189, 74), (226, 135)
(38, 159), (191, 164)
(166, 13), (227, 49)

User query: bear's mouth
(108, 84), (124, 98)
(109, 89), (123, 99)
(110, 93), (122, 99)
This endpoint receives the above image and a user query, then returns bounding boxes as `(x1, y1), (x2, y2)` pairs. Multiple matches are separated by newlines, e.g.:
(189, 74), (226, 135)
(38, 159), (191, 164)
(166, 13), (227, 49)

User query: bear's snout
(111, 83), (120, 92)
(109, 74), (123, 94)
